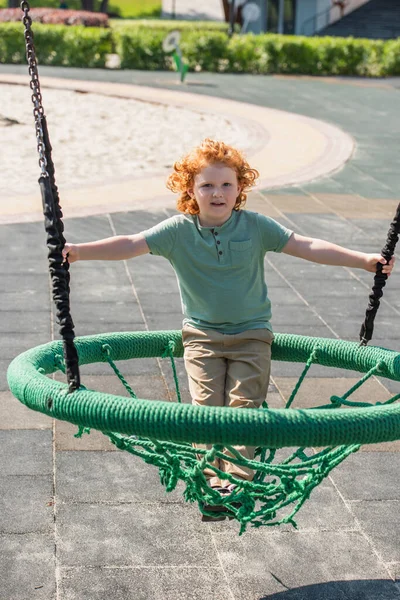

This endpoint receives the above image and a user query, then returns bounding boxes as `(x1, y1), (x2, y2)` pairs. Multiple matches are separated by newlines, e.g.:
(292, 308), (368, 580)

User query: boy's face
(189, 163), (241, 227)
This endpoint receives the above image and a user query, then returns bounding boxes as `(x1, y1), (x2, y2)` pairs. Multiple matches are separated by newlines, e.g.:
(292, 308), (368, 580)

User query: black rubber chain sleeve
(40, 117), (80, 391)
(360, 203), (400, 345)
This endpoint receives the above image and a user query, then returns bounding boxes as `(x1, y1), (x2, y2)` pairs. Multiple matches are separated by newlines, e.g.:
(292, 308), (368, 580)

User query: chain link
(21, 1), (48, 178)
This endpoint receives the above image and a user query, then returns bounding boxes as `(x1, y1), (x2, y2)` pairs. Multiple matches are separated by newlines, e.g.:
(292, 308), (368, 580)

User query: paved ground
(1, 66), (400, 600)
(161, 0), (224, 20)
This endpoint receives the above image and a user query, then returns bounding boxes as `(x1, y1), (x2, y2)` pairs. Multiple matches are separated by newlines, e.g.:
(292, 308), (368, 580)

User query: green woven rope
(7, 331), (400, 448)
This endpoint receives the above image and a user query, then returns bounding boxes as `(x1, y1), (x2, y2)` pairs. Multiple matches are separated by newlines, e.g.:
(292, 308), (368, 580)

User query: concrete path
(1, 66), (400, 600)
(161, 0), (224, 21)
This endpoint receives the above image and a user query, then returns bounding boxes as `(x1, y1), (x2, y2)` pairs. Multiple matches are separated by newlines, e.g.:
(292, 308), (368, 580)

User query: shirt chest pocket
(229, 239), (253, 265)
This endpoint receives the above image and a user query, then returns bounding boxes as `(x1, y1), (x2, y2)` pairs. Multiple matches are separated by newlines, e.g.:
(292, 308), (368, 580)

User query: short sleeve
(142, 216), (178, 259)
(257, 214), (293, 253)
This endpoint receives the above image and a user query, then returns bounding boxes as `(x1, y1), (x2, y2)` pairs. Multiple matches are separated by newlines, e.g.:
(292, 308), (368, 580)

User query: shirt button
(214, 231), (218, 236)
(219, 251), (223, 255)
(217, 240), (221, 245)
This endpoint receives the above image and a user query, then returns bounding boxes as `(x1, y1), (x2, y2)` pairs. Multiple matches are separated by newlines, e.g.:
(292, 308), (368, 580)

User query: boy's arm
(281, 233), (394, 274)
(63, 233), (150, 263)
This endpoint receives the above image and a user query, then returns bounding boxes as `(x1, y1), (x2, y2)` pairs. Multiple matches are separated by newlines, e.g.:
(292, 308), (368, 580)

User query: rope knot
(330, 395), (342, 407)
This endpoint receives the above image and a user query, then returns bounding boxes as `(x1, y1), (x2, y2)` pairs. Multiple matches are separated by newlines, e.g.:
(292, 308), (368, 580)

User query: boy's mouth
(211, 201), (225, 206)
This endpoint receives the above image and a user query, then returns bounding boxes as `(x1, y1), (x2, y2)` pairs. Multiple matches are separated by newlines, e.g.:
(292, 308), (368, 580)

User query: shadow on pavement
(261, 578), (399, 600)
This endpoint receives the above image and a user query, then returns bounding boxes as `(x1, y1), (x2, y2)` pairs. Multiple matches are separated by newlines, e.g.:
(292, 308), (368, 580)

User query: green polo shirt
(143, 209), (292, 334)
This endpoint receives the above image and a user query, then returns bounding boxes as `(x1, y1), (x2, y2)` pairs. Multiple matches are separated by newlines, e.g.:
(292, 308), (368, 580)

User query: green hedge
(1, 21), (398, 75)
(110, 18), (230, 31)
(0, 22), (112, 67)
(116, 29), (394, 76)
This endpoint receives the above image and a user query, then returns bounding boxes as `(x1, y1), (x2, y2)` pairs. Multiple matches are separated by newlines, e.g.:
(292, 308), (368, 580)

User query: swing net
(8, 0), (400, 534)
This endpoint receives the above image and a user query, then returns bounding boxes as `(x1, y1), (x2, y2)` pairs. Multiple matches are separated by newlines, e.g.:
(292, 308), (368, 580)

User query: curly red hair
(166, 139), (259, 215)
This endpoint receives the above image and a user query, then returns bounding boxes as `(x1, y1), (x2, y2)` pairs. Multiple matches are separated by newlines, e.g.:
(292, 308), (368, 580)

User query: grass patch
(0, 0), (161, 18)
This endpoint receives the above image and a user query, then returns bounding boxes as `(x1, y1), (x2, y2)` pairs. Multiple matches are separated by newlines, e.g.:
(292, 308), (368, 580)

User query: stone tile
(213, 530), (392, 600)
(1, 273), (49, 294)
(56, 451), (183, 503)
(0, 290), (49, 311)
(0, 310), (50, 334)
(267, 195), (331, 214)
(1, 475), (53, 533)
(0, 534), (55, 600)
(351, 500), (400, 563)
(255, 579), (400, 599)
(146, 313), (184, 331)
(71, 320), (146, 336)
(1, 332), (52, 360)
(208, 480), (356, 536)
(245, 193), (281, 217)
(271, 307), (327, 327)
(55, 420), (117, 451)
(60, 566), (231, 600)
(331, 453), (400, 501)
(78, 357), (161, 377)
(312, 194), (400, 220)
(0, 430), (52, 476)
(0, 391), (53, 429)
(57, 503), (217, 567)
(273, 377), (390, 410)
(69, 300), (144, 324)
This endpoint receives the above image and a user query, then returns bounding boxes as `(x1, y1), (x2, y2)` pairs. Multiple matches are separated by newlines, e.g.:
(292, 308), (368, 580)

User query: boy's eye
(223, 183), (232, 187)
(202, 184), (212, 188)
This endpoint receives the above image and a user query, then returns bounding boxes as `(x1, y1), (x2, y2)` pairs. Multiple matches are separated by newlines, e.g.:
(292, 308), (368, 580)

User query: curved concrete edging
(0, 74), (354, 224)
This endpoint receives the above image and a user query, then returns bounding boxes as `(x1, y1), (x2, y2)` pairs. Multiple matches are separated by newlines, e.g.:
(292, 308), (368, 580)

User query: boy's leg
(222, 329), (274, 484)
(182, 325), (226, 488)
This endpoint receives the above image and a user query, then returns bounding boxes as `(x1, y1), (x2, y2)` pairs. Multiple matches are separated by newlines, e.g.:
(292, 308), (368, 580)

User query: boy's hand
(366, 254), (395, 275)
(62, 243), (79, 264)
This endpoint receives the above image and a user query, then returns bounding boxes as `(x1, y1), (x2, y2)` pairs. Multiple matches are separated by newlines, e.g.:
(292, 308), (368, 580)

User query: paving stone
(267, 195), (331, 215)
(256, 579), (400, 599)
(0, 534), (55, 600)
(56, 451), (184, 503)
(71, 320), (146, 336)
(60, 566), (231, 600)
(0, 430), (52, 476)
(1, 273), (49, 293)
(0, 390), (53, 429)
(351, 500), (400, 564)
(270, 307), (327, 327)
(55, 420), (117, 452)
(212, 530), (392, 600)
(136, 290), (182, 313)
(1, 332), (51, 360)
(57, 503), (217, 567)
(0, 290), (49, 311)
(1, 475), (53, 533)
(0, 310), (51, 334)
(69, 300), (144, 324)
(273, 377), (389, 409)
(77, 356), (160, 377)
(330, 452), (400, 501)
(146, 313), (185, 331)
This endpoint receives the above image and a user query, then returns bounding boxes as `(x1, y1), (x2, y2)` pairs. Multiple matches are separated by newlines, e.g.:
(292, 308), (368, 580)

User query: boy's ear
(187, 188), (194, 198)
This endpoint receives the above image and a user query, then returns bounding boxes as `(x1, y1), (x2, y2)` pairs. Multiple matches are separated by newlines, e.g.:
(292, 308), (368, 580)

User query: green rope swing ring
(9, 1), (400, 534)
(7, 331), (400, 532)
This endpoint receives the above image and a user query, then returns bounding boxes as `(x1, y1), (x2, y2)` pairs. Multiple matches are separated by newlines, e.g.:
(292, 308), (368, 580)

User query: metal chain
(21, 0), (48, 178)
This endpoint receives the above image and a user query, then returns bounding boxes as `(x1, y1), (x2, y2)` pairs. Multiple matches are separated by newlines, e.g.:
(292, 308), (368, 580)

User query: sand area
(0, 82), (261, 199)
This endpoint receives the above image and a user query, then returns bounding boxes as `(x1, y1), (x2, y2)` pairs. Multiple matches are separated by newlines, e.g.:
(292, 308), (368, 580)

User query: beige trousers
(182, 324), (274, 488)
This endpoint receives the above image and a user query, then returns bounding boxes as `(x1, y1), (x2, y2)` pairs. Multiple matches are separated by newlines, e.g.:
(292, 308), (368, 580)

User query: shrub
(0, 7), (109, 27)
(110, 18), (229, 31)
(382, 39), (400, 75)
(0, 22), (112, 67)
(116, 27), (168, 70)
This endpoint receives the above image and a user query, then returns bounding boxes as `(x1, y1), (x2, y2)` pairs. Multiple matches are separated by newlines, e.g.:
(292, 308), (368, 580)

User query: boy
(63, 139), (394, 499)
